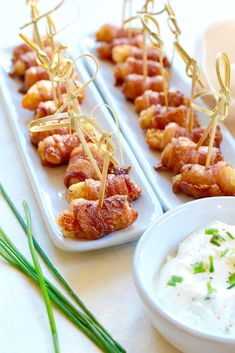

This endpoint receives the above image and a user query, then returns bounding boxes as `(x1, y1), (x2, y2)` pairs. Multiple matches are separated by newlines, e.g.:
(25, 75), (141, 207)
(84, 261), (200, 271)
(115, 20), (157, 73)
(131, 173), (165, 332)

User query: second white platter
(81, 35), (235, 210)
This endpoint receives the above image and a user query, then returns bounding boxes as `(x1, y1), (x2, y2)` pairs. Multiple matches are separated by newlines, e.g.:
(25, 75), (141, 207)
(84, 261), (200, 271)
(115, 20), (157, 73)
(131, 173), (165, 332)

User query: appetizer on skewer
(96, 24), (140, 43)
(38, 133), (84, 166)
(134, 90), (187, 113)
(22, 79), (85, 110)
(173, 162), (235, 198)
(97, 35), (143, 61)
(139, 105), (199, 130)
(112, 44), (170, 65)
(22, 66), (50, 92)
(157, 137), (223, 174)
(64, 143), (131, 187)
(114, 57), (165, 85)
(11, 46), (52, 78)
(58, 195), (138, 240)
(123, 74), (166, 101)
(146, 123), (222, 151)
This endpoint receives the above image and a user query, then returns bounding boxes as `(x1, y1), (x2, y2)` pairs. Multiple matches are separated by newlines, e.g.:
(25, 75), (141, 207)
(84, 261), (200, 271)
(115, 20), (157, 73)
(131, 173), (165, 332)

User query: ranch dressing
(156, 221), (235, 337)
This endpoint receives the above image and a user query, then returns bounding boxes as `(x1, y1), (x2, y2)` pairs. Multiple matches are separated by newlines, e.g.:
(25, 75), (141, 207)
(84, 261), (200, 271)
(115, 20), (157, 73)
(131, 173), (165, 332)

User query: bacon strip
(67, 174), (141, 202)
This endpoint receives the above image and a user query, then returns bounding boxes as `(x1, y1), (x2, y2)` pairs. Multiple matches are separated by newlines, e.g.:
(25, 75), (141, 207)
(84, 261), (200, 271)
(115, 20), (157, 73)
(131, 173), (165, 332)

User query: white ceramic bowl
(133, 197), (235, 353)
(195, 19), (235, 133)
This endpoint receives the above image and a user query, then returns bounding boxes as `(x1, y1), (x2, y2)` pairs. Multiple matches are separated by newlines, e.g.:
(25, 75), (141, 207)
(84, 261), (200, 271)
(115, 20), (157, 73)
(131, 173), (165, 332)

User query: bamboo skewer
(192, 52), (231, 166)
(174, 42), (206, 131)
(98, 150), (110, 208)
(141, 13), (168, 110)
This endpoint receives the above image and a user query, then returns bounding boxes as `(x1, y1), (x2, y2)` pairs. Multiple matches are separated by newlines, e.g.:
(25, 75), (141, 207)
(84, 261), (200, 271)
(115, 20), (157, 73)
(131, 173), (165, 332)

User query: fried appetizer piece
(12, 43), (31, 63)
(146, 123), (222, 151)
(34, 100), (57, 119)
(11, 46), (52, 78)
(96, 35), (143, 60)
(30, 121), (71, 146)
(123, 74), (165, 101)
(58, 195), (138, 240)
(38, 133), (81, 166)
(96, 24), (140, 43)
(173, 162), (235, 198)
(135, 90), (187, 113)
(157, 137), (223, 174)
(114, 58), (164, 85)
(23, 66), (49, 92)
(67, 174), (141, 202)
(22, 79), (85, 111)
(112, 44), (170, 66)
(139, 105), (199, 130)
(64, 143), (130, 187)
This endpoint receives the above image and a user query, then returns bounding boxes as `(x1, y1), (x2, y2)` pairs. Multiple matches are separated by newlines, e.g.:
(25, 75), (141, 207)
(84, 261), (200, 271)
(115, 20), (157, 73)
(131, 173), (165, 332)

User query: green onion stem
(0, 236), (118, 353)
(0, 184), (124, 353)
(23, 202), (60, 353)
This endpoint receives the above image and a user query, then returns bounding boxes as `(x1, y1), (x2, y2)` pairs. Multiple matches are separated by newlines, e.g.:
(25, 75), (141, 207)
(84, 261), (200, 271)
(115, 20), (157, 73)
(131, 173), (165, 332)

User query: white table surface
(0, 1), (235, 352)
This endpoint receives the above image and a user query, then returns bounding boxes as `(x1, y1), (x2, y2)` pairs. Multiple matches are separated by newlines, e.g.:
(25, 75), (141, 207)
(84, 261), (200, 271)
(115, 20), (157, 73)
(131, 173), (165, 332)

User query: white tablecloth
(0, 1), (234, 352)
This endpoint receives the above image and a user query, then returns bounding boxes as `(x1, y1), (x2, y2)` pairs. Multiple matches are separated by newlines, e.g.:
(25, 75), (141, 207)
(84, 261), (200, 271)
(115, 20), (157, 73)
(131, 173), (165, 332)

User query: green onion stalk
(0, 184), (125, 353)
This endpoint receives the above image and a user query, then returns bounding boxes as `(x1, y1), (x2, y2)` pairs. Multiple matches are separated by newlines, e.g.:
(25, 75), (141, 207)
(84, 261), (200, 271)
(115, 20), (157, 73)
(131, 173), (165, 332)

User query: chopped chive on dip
(167, 275), (183, 287)
(192, 261), (206, 274)
(226, 231), (235, 240)
(221, 248), (229, 257)
(207, 281), (217, 296)
(205, 228), (219, 235)
(209, 255), (214, 273)
(228, 273), (235, 289)
(210, 234), (225, 247)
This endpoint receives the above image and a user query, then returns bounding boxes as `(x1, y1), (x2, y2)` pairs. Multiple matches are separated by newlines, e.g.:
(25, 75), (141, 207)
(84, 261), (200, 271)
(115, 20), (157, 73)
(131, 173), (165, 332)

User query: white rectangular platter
(80, 35), (235, 210)
(0, 46), (163, 252)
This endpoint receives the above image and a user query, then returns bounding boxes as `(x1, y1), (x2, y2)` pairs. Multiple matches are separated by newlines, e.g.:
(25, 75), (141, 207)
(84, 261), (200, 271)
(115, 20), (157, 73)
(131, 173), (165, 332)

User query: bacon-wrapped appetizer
(38, 133), (81, 166)
(114, 57), (164, 85)
(64, 143), (130, 187)
(35, 100), (57, 119)
(96, 35), (143, 61)
(12, 43), (31, 63)
(58, 195), (138, 240)
(135, 90), (187, 113)
(30, 121), (71, 146)
(22, 79), (85, 111)
(10, 46), (52, 78)
(96, 24), (140, 43)
(146, 123), (222, 151)
(67, 174), (141, 202)
(112, 44), (170, 66)
(157, 137), (223, 174)
(173, 162), (235, 198)
(139, 105), (199, 130)
(22, 66), (49, 93)
(123, 74), (165, 101)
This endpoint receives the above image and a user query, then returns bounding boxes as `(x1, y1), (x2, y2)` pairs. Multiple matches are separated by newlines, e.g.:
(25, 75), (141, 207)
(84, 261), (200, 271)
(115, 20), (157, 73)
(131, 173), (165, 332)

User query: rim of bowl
(133, 196), (235, 344)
